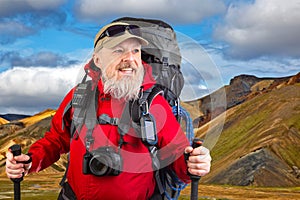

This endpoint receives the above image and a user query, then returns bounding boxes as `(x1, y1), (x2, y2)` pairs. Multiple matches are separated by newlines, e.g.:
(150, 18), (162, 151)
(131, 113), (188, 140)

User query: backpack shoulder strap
(130, 85), (164, 124)
(130, 85), (165, 195)
(60, 78), (94, 186)
(70, 80), (93, 139)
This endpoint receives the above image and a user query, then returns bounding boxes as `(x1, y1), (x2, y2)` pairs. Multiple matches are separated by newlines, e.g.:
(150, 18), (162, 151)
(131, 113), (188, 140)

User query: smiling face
(93, 38), (144, 100)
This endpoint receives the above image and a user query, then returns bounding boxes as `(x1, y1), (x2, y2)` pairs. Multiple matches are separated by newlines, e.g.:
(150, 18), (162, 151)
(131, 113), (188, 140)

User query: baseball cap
(94, 22), (148, 49)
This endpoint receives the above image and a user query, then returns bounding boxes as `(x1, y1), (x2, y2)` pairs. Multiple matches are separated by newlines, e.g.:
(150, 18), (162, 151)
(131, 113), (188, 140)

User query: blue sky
(0, 0), (300, 115)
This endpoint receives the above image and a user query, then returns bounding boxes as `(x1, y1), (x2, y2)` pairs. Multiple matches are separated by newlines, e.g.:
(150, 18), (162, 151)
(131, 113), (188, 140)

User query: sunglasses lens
(95, 25), (142, 48)
(127, 25), (141, 37)
(107, 25), (141, 37)
(106, 25), (126, 37)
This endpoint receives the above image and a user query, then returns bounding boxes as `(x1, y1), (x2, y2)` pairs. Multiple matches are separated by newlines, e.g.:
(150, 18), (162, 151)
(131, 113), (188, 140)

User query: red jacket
(28, 60), (190, 200)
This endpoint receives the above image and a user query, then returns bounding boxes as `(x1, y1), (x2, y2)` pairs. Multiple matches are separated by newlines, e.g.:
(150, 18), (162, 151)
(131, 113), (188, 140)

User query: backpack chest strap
(98, 114), (119, 125)
(97, 103), (131, 137)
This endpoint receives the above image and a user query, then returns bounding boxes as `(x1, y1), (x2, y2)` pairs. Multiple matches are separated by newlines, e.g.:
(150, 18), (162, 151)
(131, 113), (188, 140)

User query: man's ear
(93, 53), (102, 68)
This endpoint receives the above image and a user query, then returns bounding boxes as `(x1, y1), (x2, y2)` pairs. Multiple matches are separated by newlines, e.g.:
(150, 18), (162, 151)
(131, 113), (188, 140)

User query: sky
(0, 0), (300, 115)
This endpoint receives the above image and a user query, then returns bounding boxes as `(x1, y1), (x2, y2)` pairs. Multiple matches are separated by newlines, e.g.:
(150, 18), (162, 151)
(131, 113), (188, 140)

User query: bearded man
(6, 21), (211, 200)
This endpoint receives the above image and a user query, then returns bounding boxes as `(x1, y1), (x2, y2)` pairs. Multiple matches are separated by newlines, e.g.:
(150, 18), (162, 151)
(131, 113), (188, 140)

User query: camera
(83, 146), (122, 176)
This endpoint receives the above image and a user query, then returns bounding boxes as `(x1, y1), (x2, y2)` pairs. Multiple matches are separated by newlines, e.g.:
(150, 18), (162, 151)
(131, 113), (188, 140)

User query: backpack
(112, 17), (184, 102)
(113, 17), (194, 200)
(61, 17), (194, 200)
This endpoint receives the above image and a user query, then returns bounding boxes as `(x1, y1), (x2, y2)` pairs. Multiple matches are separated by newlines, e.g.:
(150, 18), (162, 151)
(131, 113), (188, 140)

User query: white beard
(102, 66), (144, 101)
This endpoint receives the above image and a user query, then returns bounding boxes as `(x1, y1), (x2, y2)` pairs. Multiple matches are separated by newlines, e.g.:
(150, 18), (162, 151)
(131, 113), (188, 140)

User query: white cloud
(177, 32), (224, 101)
(0, 0), (66, 17)
(74, 0), (226, 24)
(0, 0), (67, 44)
(0, 65), (81, 115)
(0, 21), (34, 37)
(214, 0), (300, 59)
(26, 0), (67, 10)
(209, 49), (300, 84)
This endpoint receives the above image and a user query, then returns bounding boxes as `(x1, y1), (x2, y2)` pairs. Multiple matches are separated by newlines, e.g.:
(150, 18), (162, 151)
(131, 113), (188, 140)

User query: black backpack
(112, 17), (194, 199)
(112, 17), (184, 106)
(61, 17), (194, 200)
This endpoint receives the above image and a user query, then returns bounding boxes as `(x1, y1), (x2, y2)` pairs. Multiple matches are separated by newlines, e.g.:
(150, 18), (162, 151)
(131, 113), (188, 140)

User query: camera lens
(89, 154), (113, 176)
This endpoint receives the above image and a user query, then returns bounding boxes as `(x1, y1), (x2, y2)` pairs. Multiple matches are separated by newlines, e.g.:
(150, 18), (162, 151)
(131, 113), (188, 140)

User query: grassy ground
(180, 184), (300, 200)
(0, 173), (299, 200)
(0, 173), (62, 200)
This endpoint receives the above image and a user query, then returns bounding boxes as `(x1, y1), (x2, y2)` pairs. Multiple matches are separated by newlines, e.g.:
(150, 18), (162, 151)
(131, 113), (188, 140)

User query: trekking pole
(189, 138), (203, 200)
(9, 144), (23, 200)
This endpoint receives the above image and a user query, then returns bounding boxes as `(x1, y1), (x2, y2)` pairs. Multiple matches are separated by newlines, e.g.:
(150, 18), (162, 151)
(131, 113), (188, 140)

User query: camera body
(83, 146), (122, 176)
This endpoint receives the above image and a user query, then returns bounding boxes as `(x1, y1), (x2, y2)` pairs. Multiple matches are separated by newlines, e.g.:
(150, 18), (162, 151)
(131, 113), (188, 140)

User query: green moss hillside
(198, 84), (300, 186)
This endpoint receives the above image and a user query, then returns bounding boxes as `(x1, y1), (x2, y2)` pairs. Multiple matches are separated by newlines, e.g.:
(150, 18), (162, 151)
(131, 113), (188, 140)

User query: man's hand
(185, 145), (211, 177)
(6, 150), (32, 179)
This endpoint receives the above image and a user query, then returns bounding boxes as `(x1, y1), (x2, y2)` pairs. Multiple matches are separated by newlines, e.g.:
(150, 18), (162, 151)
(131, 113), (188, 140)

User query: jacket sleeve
(28, 88), (75, 173)
(150, 95), (191, 183)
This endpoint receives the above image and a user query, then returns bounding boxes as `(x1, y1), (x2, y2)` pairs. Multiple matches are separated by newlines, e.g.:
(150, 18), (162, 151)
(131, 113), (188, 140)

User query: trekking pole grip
(189, 138), (203, 200)
(9, 144), (23, 200)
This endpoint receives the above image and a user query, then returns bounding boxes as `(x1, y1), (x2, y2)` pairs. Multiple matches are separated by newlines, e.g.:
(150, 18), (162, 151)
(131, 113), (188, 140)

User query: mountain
(189, 73), (299, 127)
(0, 109), (66, 175)
(0, 72), (299, 187)
(0, 114), (31, 121)
(19, 109), (56, 127)
(0, 117), (9, 125)
(195, 73), (300, 187)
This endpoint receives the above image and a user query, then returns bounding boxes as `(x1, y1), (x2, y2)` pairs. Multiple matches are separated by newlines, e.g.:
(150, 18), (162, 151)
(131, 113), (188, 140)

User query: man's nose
(122, 51), (134, 62)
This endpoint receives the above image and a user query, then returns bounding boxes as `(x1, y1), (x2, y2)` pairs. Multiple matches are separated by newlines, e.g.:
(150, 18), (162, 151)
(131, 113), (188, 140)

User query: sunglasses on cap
(94, 24), (142, 48)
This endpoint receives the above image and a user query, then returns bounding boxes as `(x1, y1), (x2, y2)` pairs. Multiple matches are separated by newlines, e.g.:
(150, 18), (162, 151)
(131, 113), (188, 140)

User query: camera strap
(84, 85), (98, 150)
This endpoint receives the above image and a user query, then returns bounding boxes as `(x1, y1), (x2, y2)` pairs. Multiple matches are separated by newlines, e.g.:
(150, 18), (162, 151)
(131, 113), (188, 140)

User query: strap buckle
(110, 117), (119, 125)
(98, 114), (119, 125)
(140, 100), (149, 115)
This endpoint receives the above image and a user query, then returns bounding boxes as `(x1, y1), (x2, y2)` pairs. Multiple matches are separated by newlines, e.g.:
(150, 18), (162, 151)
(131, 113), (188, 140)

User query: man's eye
(114, 49), (123, 53)
(133, 49), (140, 53)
